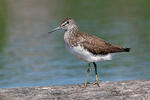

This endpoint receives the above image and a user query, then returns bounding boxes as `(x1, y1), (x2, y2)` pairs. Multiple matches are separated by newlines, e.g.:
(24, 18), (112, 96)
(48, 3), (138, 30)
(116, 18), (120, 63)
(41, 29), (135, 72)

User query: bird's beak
(48, 26), (61, 34)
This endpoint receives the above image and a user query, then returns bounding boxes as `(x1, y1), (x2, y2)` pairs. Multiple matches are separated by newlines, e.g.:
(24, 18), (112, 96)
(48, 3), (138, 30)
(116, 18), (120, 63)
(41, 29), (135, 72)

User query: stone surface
(0, 80), (150, 100)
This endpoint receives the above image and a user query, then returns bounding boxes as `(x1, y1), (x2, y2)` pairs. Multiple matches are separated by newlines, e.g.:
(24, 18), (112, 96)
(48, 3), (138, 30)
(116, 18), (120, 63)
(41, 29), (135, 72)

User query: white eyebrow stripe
(62, 21), (68, 26)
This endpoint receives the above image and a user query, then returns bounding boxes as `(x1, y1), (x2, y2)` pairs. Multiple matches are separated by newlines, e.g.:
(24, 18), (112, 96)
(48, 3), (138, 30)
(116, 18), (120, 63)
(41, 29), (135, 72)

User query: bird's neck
(67, 25), (78, 34)
(64, 25), (79, 37)
(64, 25), (79, 46)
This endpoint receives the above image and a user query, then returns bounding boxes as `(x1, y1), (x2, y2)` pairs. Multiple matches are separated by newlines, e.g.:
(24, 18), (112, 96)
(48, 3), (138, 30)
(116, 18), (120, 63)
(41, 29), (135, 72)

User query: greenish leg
(84, 63), (91, 88)
(93, 62), (100, 87)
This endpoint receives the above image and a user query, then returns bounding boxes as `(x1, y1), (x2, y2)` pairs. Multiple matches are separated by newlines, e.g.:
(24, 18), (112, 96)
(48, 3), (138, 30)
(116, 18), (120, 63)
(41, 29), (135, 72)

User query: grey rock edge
(0, 80), (150, 100)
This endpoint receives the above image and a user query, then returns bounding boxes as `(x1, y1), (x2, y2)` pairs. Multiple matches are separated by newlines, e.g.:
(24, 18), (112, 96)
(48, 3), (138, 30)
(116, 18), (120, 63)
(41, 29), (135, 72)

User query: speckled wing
(79, 32), (127, 55)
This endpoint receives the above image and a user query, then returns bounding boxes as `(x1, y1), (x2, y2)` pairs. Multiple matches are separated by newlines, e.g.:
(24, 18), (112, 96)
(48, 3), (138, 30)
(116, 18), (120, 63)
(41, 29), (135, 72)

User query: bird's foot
(79, 82), (90, 88)
(80, 81), (100, 88)
(91, 80), (100, 87)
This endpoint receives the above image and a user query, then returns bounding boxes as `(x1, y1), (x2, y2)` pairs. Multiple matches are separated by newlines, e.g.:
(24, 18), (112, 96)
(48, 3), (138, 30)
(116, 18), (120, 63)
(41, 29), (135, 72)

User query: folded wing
(79, 32), (129, 55)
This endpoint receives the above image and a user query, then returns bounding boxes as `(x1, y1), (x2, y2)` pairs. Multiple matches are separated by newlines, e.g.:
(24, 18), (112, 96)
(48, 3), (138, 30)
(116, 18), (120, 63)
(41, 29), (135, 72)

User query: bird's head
(48, 18), (77, 33)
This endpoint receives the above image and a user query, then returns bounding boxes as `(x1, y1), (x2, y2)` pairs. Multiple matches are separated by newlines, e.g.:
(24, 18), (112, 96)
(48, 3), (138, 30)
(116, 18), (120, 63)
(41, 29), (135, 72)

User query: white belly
(65, 44), (112, 63)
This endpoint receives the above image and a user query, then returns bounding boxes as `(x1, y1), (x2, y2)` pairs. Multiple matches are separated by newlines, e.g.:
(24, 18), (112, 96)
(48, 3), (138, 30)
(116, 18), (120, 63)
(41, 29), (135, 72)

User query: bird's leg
(84, 63), (91, 88)
(92, 62), (100, 87)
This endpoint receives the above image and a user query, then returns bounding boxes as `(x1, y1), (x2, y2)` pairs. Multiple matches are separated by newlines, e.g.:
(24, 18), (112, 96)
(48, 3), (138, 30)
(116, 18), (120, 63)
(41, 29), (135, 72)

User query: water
(0, 0), (150, 88)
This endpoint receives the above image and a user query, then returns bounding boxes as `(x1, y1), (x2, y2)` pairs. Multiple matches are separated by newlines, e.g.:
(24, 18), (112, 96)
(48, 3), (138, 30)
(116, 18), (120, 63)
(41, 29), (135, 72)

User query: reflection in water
(0, 0), (150, 88)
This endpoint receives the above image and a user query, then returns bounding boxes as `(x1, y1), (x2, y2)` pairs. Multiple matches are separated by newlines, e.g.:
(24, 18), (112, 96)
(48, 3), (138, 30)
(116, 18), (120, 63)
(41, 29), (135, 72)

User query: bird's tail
(124, 48), (130, 52)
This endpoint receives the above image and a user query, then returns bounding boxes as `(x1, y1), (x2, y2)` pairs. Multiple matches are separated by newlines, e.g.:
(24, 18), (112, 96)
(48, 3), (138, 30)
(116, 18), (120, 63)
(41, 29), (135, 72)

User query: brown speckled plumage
(61, 18), (130, 55)
(61, 17), (73, 24)
(66, 31), (129, 55)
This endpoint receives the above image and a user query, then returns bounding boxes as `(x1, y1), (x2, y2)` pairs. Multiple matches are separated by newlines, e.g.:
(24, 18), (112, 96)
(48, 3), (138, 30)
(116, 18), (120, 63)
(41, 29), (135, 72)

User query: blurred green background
(0, 0), (150, 88)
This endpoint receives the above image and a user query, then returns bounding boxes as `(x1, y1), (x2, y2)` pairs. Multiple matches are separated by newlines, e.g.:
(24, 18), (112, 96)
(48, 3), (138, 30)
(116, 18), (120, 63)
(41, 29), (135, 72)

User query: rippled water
(0, 0), (150, 88)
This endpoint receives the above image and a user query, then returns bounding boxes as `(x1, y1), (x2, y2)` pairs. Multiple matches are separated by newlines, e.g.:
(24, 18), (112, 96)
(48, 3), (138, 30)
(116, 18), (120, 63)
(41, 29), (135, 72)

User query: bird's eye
(66, 21), (69, 24)
(62, 21), (69, 26)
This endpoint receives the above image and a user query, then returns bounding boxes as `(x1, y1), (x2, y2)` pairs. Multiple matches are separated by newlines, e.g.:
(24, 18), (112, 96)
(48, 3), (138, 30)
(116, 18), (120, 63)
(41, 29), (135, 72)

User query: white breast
(65, 44), (112, 63)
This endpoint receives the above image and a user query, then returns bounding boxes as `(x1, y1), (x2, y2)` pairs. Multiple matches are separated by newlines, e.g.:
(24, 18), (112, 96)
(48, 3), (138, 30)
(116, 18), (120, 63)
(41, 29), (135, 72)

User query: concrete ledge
(0, 80), (150, 100)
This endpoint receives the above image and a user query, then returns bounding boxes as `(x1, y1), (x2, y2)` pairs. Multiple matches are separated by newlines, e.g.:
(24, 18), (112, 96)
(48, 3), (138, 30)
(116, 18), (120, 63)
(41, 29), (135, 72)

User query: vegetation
(0, 0), (8, 52)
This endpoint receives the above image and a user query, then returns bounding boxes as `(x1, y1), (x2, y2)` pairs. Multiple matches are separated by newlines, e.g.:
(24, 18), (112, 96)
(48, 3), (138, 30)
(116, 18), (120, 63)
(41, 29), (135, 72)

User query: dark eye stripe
(63, 21), (69, 26)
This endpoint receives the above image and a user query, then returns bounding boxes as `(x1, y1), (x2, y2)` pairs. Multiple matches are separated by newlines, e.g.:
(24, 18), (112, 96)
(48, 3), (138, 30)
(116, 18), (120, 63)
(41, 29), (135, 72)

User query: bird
(48, 18), (130, 88)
